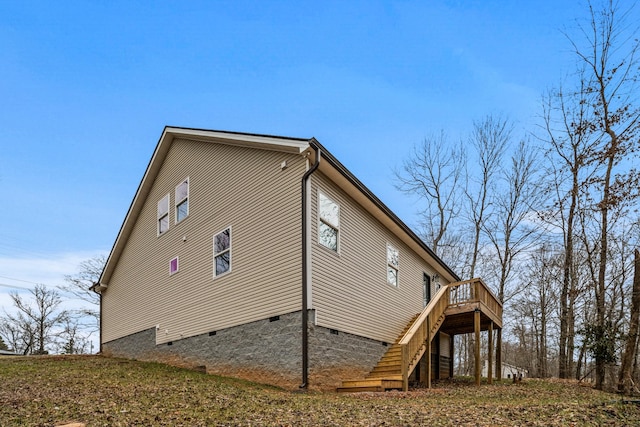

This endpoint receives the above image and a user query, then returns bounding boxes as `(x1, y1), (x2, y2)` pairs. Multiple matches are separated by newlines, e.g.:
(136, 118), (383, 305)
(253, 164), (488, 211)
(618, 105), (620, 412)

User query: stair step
(337, 310), (439, 392)
(367, 365), (402, 377)
(367, 372), (402, 379)
(369, 364), (401, 372)
(367, 374), (402, 381)
(379, 353), (401, 360)
(337, 378), (403, 393)
(337, 386), (384, 393)
(375, 359), (402, 367)
(368, 368), (402, 376)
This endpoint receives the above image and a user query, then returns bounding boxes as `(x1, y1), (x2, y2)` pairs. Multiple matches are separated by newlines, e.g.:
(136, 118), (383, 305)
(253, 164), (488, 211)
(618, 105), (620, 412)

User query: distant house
(0, 349), (19, 356)
(482, 360), (528, 379)
(95, 127), (502, 391)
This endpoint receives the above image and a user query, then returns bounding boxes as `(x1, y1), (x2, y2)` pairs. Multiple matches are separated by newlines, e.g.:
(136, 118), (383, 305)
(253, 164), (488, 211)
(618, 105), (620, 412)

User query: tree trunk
(567, 299), (576, 376)
(559, 178), (578, 378)
(595, 153), (614, 389)
(618, 249), (640, 394)
(576, 338), (587, 381)
(540, 292), (548, 378)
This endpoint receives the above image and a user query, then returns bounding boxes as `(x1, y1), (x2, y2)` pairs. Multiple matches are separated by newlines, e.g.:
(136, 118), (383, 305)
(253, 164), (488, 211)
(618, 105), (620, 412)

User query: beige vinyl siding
(102, 138), (305, 344)
(439, 333), (451, 357)
(311, 172), (446, 344)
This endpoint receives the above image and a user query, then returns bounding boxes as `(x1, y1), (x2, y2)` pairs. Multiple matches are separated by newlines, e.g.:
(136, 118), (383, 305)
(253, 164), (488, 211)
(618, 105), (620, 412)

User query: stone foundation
(103, 310), (387, 390)
(307, 319), (388, 389)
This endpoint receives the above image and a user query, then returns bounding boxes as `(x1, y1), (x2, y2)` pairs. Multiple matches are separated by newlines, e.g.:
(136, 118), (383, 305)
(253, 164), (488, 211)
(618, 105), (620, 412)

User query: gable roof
(98, 126), (459, 289)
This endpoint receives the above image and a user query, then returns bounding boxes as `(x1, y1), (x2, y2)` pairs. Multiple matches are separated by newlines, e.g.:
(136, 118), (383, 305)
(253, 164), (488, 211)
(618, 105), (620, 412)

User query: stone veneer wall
(102, 310), (388, 390)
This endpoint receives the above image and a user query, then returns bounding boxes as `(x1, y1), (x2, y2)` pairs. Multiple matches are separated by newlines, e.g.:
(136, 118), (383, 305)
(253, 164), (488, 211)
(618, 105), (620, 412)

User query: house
(95, 126), (502, 391)
(482, 360), (528, 380)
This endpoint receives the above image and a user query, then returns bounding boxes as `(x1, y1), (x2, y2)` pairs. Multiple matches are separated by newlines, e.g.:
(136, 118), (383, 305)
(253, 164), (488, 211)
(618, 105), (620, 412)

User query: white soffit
(164, 127), (310, 154)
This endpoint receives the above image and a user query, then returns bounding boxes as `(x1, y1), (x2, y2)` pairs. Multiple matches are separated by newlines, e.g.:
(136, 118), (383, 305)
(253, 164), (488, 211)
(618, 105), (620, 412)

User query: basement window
(175, 177), (189, 223)
(213, 227), (231, 278)
(387, 244), (399, 287)
(157, 194), (170, 236)
(318, 192), (339, 252)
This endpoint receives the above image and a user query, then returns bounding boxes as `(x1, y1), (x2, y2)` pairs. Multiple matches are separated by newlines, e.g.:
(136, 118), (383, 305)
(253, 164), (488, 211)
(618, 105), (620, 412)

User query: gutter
(300, 142), (321, 389)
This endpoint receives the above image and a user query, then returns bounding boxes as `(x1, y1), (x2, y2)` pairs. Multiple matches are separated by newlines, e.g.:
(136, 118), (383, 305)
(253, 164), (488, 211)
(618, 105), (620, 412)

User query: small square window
(175, 178), (189, 223)
(170, 257), (179, 275)
(213, 227), (231, 277)
(157, 194), (170, 235)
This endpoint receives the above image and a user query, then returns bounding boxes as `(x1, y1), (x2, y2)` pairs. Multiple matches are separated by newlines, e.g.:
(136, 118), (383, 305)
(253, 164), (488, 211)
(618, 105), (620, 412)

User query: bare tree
(2, 285), (68, 355)
(510, 245), (562, 378)
(540, 78), (600, 378)
(485, 139), (540, 303)
(395, 132), (465, 268)
(58, 254), (106, 331)
(57, 316), (92, 355)
(0, 319), (28, 354)
(465, 114), (510, 279)
(563, 0), (640, 389)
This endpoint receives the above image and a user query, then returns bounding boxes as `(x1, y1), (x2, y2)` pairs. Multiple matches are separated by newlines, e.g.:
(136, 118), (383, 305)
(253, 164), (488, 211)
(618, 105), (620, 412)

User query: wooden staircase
(336, 278), (503, 393)
(336, 314), (419, 393)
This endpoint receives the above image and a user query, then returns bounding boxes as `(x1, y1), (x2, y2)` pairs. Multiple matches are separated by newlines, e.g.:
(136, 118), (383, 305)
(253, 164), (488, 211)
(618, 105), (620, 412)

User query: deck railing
(398, 278), (502, 391)
(448, 278), (503, 318)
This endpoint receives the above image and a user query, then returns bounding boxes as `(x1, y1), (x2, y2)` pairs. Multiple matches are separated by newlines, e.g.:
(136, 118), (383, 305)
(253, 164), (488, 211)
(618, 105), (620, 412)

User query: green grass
(1, 355), (639, 426)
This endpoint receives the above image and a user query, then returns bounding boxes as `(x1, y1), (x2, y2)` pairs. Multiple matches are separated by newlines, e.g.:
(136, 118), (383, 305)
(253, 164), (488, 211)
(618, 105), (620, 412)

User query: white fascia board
(164, 127), (310, 154)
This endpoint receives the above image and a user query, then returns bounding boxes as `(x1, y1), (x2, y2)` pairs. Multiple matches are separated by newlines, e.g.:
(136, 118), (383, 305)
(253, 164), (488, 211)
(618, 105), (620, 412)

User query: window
(423, 273), (431, 307)
(175, 178), (189, 223)
(318, 192), (339, 251)
(213, 227), (231, 277)
(170, 257), (179, 275)
(157, 194), (170, 235)
(387, 244), (399, 287)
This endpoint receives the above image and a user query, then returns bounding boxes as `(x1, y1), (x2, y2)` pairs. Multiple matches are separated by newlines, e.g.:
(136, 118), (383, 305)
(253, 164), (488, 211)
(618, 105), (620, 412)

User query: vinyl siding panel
(439, 333), (451, 357)
(311, 172), (445, 344)
(102, 138), (305, 344)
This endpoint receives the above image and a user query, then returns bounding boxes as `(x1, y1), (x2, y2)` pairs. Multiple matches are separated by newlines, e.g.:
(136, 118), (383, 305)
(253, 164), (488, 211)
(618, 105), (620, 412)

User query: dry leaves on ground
(1, 355), (639, 426)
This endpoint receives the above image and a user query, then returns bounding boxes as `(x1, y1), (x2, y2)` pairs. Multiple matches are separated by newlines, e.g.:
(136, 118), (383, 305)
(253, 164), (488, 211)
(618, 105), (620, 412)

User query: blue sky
(0, 1), (630, 321)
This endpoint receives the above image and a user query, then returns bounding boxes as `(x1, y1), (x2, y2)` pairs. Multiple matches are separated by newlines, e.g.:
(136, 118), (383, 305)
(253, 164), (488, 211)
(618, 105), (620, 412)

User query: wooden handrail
(399, 284), (449, 391)
(398, 285), (448, 345)
(398, 278), (502, 391)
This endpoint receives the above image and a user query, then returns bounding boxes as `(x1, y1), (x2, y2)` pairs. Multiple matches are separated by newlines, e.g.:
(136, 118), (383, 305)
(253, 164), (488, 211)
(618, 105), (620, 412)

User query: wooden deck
(337, 278), (502, 392)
